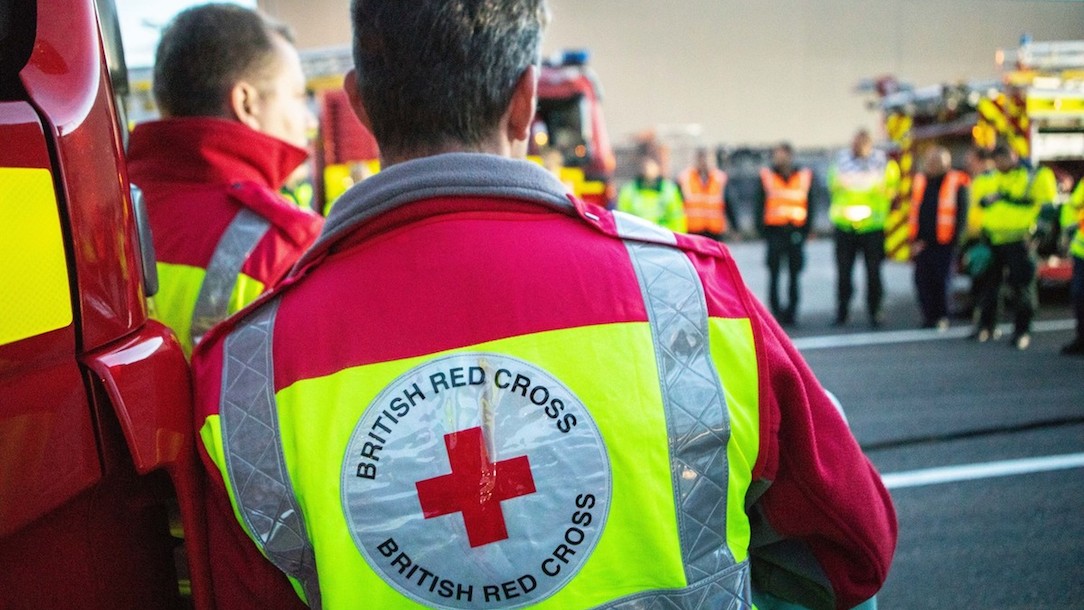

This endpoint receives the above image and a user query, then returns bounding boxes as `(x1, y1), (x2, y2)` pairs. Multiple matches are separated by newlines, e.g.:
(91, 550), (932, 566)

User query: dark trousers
(835, 228), (885, 322)
(978, 240), (1037, 336)
(765, 227), (805, 321)
(913, 243), (955, 326)
(1072, 255), (1084, 340)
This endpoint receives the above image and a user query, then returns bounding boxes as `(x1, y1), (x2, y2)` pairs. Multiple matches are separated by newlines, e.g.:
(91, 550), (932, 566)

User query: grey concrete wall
(260, 0), (1084, 149)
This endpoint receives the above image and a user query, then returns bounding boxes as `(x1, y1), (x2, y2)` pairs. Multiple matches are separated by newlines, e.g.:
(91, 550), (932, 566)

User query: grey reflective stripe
(190, 208), (271, 346)
(608, 223), (750, 609)
(219, 299), (322, 609)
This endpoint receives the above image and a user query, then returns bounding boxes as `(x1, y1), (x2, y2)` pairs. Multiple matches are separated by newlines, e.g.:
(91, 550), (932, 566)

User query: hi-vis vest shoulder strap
(910, 171), (966, 245)
(760, 168), (812, 227)
(219, 300), (322, 607)
(610, 213), (745, 606)
(217, 210), (749, 609)
(190, 208), (270, 345)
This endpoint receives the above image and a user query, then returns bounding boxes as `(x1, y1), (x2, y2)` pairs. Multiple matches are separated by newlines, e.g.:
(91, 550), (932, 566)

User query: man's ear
(344, 69), (374, 132)
(228, 81), (262, 130)
(506, 65), (538, 144)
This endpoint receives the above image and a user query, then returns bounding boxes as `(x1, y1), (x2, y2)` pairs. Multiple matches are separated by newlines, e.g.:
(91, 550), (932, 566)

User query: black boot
(1061, 337), (1084, 356)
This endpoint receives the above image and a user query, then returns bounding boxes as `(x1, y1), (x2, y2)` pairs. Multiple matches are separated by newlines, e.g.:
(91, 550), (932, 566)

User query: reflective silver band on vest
(609, 212), (750, 609)
(191, 208), (271, 346)
(219, 299), (322, 609)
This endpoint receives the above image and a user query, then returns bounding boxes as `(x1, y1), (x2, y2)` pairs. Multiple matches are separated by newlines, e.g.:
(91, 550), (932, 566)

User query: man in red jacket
(127, 4), (323, 355)
(126, 5), (323, 609)
(192, 1), (896, 609)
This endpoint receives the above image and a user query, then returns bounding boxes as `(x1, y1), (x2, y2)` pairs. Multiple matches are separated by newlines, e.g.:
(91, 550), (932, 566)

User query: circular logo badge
(342, 353), (611, 609)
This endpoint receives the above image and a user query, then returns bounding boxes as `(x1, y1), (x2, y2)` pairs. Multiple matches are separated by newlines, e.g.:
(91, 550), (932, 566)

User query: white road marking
(792, 319), (1076, 351)
(882, 453), (1084, 490)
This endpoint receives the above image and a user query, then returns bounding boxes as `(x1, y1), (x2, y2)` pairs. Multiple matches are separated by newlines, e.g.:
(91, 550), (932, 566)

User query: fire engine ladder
(1001, 40), (1084, 72)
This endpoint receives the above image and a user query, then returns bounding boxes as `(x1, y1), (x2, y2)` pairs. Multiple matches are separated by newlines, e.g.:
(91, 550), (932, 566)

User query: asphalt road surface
(725, 237), (1083, 610)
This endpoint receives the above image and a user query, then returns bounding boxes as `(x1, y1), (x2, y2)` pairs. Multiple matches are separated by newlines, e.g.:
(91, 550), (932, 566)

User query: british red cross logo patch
(342, 353), (611, 609)
(416, 426), (537, 548)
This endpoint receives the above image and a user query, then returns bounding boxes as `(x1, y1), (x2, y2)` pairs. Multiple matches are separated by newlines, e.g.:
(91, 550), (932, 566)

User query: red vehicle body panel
(20, 0), (147, 350)
(1039, 256), (1074, 285)
(0, 1), (210, 608)
(0, 102), (102, 539)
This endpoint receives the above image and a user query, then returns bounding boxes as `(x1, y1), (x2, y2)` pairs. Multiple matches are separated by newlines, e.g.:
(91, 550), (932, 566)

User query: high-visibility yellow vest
(910, 170), (967, 245)
(828, 152), (900, 234)
(966, 171), (998, 240)
(200, 214), (761, 609)
(1069, 179), (1084, 259)
(981, 165), (1057, 245)
(761, 167), (812, 228)
(149, 209), (271, 355)
(617, 179), (687, 233)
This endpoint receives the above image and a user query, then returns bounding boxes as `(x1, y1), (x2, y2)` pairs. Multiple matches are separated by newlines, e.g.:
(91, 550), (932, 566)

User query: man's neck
(380, 134), (522, 168)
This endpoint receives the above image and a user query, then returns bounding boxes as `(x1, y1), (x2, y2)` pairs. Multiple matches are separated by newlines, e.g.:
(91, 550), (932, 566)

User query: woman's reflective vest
(828, 150), (900, 234)
(678, 167), (728, 234)
(759, 167), (812, 228)
(909, 170), (968, 245)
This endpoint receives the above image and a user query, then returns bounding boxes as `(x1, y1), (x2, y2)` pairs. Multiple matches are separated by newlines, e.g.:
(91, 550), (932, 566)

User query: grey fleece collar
(303, 153), (575, 268)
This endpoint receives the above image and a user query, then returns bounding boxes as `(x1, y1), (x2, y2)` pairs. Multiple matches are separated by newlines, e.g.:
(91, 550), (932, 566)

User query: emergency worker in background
(909, 147), (969, 331)
(192, 1), (896, 608)
(753, 142), (821, 326)
(1061, 178), (1084, 355)
(542, 147), (577, 192)
(126, 4), (323, 356)
(678, 147), (735, 240)
(617, 151), (687, 232)
(975, 144), (1057, 349)
(828, 129), (900, 328)
(282, 164), (316, 211)
(962, 147), (998, 324)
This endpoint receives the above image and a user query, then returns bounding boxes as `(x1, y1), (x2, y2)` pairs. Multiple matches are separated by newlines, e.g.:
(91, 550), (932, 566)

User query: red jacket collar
(127, 117), (308, 190)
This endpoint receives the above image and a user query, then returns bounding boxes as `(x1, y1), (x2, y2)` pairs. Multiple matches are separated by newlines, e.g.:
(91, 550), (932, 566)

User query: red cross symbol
(415, 426), (536, 548)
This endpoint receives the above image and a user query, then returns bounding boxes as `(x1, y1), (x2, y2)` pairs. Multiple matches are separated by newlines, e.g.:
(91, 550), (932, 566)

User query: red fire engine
(529, 50), (617, 208)
(866, 39), (1084, 289)
(302, 47), (617, 211)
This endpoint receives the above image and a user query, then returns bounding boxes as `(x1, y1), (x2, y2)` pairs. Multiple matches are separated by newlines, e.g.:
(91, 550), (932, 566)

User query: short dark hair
(969, 146), (992, 161)
(991, 143), (1014, 159)
(350, 0), (549, 158)
(153, 3), (293, 117)
(774, 142), (794, 156)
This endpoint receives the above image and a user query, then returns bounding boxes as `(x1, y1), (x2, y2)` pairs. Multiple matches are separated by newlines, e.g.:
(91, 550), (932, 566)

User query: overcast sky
(116, 0), (257, 68)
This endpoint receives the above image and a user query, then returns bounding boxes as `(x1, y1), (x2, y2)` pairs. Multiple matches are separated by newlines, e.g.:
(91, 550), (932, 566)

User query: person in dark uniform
(753, 142), (823, 326)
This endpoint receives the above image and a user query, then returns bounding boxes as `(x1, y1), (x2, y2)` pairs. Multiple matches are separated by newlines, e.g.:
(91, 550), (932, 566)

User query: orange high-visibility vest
(760, 167), (812, 227)
(910, 170), (968, 245)
(678, 167), (727, 234)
